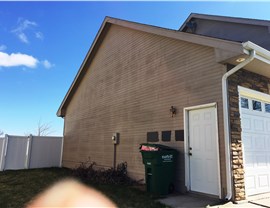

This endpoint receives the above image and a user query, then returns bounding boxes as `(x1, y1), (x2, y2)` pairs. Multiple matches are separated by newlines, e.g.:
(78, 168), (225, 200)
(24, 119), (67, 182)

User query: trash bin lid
(139, 143), (176, 151)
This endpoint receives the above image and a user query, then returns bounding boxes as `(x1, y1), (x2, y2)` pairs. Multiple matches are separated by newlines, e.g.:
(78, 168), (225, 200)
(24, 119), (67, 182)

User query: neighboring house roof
(56, 16), (250, 117)
(179, 13), (270, 31)
(179, 13), (270, 51)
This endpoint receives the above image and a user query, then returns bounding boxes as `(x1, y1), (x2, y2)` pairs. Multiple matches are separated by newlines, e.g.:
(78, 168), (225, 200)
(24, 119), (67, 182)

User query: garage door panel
(254, 136), (266, 149)
(258, 175), (269, 188)
(242, 117), (252, 131)
(267, 137), (270, 148)
(256, 155), (268, 167)
(244, 154), (255, 168)
(266, 121), (270, 132)
(240, 95), (270, 196)
(246, 176), (256, 189)
(243, 134), (267, 151)
(243, 134), (252, 149)
(254, 119), (264, 131)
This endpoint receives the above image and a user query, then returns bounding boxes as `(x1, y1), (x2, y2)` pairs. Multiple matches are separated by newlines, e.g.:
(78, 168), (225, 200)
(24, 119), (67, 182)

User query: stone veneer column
(227, 68), (270, 201)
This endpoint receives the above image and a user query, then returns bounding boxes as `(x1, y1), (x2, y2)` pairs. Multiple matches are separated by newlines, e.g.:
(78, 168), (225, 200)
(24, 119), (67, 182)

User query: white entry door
(188, 106), (219, 196)
(240, 95), (270, 196)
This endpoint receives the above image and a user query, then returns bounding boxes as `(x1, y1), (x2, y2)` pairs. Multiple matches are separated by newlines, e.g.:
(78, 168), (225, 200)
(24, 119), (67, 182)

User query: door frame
(183, 102), (221, 198)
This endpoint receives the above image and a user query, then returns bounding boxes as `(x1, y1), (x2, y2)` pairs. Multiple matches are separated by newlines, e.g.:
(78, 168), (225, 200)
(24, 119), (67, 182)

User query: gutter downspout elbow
(222, 50), (255, 201)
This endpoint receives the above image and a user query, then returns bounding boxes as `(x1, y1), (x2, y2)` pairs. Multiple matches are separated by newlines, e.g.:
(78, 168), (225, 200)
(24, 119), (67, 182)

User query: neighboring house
(57, 13), (270, 201)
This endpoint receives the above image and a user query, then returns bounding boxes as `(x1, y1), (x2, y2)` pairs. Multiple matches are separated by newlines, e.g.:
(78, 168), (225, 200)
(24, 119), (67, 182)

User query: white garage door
(240, 94), (270, 196)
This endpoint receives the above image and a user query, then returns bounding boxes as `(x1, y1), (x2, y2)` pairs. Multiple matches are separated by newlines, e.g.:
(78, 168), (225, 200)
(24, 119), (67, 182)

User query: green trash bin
(140, 143), (178, 196)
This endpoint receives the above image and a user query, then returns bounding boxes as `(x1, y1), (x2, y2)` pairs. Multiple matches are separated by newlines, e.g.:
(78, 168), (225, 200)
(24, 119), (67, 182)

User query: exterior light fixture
(236, 57), (246, 63)
(170, 106), (177, 117)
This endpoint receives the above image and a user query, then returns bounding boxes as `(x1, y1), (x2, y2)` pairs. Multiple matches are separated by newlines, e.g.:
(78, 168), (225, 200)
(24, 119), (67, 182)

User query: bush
(72, 160), (137, 186)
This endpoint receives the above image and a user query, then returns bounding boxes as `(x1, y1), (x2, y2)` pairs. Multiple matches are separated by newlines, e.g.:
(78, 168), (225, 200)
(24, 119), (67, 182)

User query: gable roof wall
(57, 16), (244, 117)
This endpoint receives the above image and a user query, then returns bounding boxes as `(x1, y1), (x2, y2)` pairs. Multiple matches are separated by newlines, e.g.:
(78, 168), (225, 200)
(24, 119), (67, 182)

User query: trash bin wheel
(168, 183), (175, 194)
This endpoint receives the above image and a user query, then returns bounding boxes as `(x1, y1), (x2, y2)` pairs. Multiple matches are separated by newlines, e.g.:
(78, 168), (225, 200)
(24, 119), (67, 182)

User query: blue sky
(1, 1), (270, 136)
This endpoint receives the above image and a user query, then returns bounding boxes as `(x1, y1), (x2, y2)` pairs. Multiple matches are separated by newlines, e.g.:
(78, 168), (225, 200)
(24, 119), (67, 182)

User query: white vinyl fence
(0, 135), (63, 171)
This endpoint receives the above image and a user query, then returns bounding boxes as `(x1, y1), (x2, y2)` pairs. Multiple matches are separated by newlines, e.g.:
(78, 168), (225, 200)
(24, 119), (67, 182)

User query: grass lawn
(0, 168), (169, 208)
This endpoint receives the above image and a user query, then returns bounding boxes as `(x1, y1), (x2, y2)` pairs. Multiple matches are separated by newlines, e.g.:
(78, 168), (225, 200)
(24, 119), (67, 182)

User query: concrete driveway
(158, 193), (270, 208)
(247, 193), (270, 207)
(157, 193), (222, 208)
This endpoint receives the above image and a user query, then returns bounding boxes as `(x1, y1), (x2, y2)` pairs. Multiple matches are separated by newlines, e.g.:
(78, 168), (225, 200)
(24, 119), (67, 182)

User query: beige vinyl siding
(63, 24), (227, 195)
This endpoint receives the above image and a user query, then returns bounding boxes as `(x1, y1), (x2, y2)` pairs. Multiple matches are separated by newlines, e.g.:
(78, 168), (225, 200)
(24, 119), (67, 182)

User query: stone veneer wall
(228, 67), (270, 201)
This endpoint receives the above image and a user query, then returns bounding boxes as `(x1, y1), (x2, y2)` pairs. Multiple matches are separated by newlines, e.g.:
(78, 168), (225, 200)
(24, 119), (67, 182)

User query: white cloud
(12, 19), (37, 35)
(0, 45), (7, 51)
(35, 31), (43, 40)
(42, 60), (54, 69)
(14, 19), (37, 32)
(0, 52), (38, 68)
(11, 18), (43, 43)
(18, 33), (28, 43)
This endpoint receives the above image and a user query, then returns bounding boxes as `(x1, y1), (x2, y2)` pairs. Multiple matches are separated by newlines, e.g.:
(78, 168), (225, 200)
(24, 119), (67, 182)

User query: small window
(265, 103), (270, 113)
(241, 98), (249, 109)
(147, 132), (159, 142)
(162, 131), (171, 142)
(175, 130), (184, 141)
(252, 100), (262, 111)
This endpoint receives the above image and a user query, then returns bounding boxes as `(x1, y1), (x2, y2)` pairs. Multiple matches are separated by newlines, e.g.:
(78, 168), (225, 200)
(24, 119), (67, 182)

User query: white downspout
(222, 49), (255, 200)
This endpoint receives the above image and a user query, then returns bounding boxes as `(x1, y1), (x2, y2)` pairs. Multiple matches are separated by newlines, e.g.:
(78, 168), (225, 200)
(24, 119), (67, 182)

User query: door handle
(189, 152), (192, 156)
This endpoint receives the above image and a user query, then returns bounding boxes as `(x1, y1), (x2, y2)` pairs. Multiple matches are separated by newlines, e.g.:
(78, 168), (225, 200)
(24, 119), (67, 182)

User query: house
(57, 13), (270, 201)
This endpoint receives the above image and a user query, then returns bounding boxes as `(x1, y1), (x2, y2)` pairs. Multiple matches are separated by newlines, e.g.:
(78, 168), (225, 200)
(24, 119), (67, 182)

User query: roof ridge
(105, 16), (178, 32)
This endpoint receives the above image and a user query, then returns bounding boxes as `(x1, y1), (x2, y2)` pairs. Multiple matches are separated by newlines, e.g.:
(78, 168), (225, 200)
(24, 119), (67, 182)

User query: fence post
(25, 134), (33, 169)
(0, 136), (6, 171)
(0, 138), (3, 171)
(1, 134), (9, 171)
(59, 136), (64, 167)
